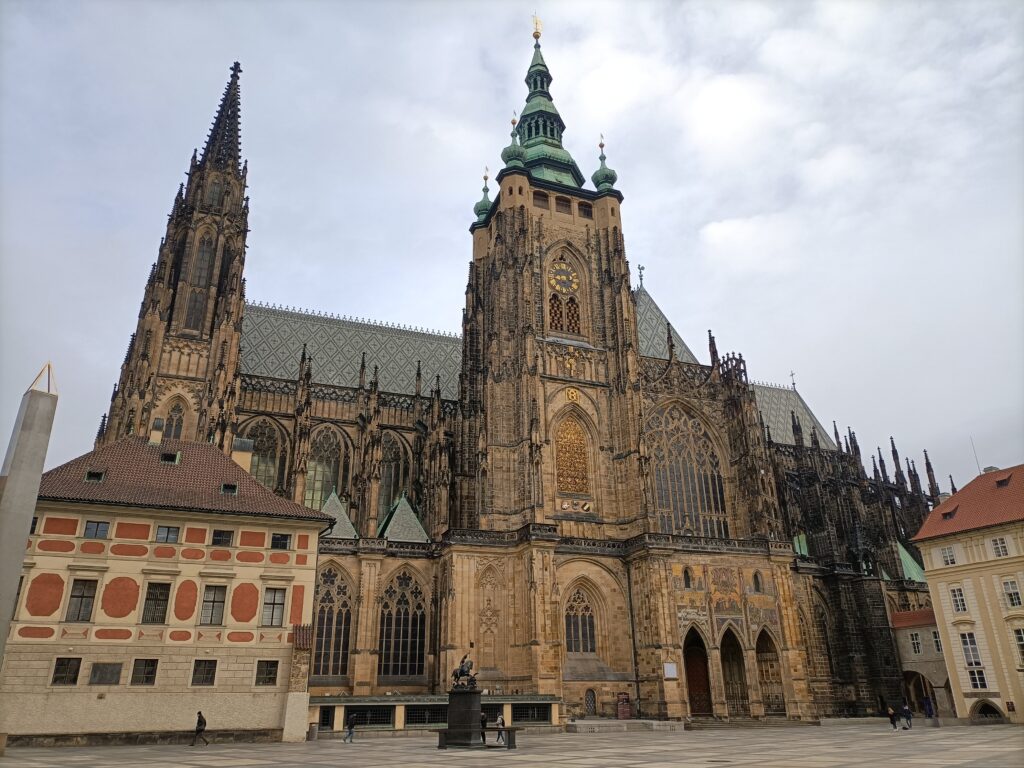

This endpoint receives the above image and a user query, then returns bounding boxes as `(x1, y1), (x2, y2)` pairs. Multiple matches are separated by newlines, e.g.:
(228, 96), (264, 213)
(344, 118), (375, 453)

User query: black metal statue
(451, 654), (477, 690)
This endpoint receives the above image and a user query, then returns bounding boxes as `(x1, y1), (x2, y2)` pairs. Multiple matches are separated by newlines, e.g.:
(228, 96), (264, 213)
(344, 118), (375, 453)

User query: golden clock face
(547, 262), (579, 294)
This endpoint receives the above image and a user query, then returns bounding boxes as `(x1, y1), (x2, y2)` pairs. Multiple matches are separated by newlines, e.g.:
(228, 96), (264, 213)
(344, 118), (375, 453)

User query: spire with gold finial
(592, 133), (618, 192)
(501, 111), (527, 169)
(473, 167), (492, 221)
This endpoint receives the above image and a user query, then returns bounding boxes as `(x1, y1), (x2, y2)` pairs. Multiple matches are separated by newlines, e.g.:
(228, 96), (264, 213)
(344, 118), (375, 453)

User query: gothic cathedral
(98, 35), (944, 720)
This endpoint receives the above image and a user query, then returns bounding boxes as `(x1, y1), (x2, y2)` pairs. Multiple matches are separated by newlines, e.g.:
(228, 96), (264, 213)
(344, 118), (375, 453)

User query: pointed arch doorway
(683, 628), (713, 716)
(756, 630), (786, 715)
(721, 629), (750, 717)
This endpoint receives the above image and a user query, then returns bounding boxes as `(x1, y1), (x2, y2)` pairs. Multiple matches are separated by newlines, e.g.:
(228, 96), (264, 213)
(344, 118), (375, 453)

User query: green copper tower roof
(473, 170), (492, 221)
(511, 34), (585, 187)
(591, 137), (618, 192)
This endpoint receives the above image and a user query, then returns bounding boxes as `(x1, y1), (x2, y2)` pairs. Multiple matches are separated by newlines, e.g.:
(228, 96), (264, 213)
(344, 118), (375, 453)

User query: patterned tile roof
(241, 302), (462, 399)
(39, 437), (331, 522)
(321, 490), (358, 538)
(377, 494), (429, 542)
(913, 464), (1024, 541)
(633, 286), (699, 364)
(753, 383), (837, 451)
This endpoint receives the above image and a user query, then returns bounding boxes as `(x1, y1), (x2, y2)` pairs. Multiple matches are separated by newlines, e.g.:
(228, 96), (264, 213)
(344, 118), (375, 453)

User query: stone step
(684, 717), (820, 730)
(566, 719), (685, 733)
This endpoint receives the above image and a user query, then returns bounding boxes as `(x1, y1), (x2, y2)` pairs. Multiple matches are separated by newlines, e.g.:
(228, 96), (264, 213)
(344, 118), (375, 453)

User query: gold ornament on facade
(566, 387), (579, 402)
(548, 262), (580, 294)
(555, 417), (590, 495)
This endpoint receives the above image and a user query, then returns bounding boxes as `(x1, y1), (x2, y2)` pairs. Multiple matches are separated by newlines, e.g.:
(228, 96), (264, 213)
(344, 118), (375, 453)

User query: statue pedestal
(442, 688), (483, 748)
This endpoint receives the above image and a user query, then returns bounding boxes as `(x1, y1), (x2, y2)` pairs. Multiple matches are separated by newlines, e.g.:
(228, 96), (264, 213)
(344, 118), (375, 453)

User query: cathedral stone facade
(98, 38), (946, 721)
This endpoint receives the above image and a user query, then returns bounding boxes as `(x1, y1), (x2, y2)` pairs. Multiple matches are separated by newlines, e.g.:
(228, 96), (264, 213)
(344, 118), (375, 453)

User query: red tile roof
(913, 463), (1024, 541)
(39, 437), (330, 523)
(890, 608), (936, 629)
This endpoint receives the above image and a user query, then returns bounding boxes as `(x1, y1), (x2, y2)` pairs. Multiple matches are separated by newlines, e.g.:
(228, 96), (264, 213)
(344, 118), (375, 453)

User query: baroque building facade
(97, 37), (948, 722)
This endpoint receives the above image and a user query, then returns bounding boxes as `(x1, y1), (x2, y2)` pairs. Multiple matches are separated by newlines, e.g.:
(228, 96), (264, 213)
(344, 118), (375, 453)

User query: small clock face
(548, 262), (579, 294)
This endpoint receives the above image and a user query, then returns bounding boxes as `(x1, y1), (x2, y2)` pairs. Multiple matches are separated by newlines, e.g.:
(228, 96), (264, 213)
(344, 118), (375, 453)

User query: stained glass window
(193, 237), (215, 286)
(377, 570), (426, 677)
(305, 430), (350, 510)
(377, 432), (409, 515)
(556, 416), (590, 495)
(564, 589), (596, 653)
(646, 403), (729, 538)
(165, 403), (184, 439)
(313, 568), (353, 677)
(184, 291), (205, 330)
(565, 297), (580, 334)
(247, 420), (280, 489)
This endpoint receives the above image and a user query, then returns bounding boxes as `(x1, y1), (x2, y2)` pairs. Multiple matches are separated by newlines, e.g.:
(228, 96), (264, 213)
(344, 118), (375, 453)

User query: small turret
(591, 135), (618, 193)
(950, 475), (957, 494)
(878, 449), (890, 483)
(833, 421), (843, 453)
(791, 411), (804, 447)
(473, 169), (492, 222)
(500, 115), (527, 170)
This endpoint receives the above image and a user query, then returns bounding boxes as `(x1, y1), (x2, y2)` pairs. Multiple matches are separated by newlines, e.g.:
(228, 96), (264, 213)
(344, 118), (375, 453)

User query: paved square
(3, 722), (1022, 768)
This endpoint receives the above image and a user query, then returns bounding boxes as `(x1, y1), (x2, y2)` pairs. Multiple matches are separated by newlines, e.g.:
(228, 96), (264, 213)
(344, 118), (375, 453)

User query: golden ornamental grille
(556, 417), (590, 495)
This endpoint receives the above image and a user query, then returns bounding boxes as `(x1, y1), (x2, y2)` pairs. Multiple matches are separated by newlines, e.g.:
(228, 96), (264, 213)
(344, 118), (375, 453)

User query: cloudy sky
(1, 0), (1021, 489)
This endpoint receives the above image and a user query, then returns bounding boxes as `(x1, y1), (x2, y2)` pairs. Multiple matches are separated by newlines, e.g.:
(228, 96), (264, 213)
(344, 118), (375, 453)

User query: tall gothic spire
(200, 62), (243, 173)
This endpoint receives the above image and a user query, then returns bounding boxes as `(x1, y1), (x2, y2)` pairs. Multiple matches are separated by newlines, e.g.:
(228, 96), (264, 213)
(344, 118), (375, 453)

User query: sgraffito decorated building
(92, 33), (950, 725)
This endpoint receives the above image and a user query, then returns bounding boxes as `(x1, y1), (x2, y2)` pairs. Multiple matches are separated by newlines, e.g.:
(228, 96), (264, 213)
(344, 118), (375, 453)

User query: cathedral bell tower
(98, 63), (249, 450)
(456, 29), (645, 536)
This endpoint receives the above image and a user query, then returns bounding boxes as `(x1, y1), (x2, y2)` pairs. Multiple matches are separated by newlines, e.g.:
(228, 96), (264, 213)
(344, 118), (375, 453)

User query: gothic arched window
(165, 403), (184, 440)
(184, 291), (205, 330)
(555, 416), (590, 495)
(305, 429), (350, 510)
(549, 293), (564, 332)
(313, 567), (353, 677)
(205, 179), (222, 208)
(565, 297), (581, 334)
(377, 570), (426, 677)
(247, 420), (281, 489)
(193, 237), (215, 286)
(377, 432), (409, 515)
(683, 568), (693, 589)
(564, 589), (596, 653)
(647, 403), (729, 538)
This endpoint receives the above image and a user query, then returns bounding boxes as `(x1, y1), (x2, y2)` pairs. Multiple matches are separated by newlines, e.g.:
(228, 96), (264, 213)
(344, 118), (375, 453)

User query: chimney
(148, 418), (165, 446)
(231, 437), (253, 473)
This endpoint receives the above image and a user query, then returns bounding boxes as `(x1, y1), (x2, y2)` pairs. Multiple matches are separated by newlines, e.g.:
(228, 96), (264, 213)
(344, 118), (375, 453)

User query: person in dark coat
(343, 712), (357, 743)
(902, 703), (913, 729)
(480, 711), (488, 744)
(886, 706), (898, 731)
(190, 711), (209, 746)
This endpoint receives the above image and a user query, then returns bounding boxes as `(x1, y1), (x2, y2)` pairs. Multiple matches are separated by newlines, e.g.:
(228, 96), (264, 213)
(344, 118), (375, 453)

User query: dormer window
(160, 452), (181, 465)
(85, 470), (105, 483)
(221, 483), (238, 495)
(941, 507), (957, 520)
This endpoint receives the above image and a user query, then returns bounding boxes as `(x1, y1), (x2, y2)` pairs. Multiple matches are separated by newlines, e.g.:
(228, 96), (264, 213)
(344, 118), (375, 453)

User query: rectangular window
(255, 660), (279, 686)
(191, 659), (217, 686)
(950, 587), (967, 613)
(262, 587), (286, 627)
(211, 529), (233, 546)
(155, 526), (180, 543)
(51, 657), (81, 685)
(89, 662), (122, 685)
(12, 576), (22, 620)
(141, 583), (171, 624)
(933, 630), (943, 654)
(1015, 628), (1024, 665)
(130, 658), (158, 686)
(270, 533), (291, 550)
(968, 669), (988, 689)
(578, 202), (593, 219)
(910, 632), (922, 654)
(65, 579), (97, 622)
(30, 517), (38, 534)
(992, 537), (1009, 558)
(555, 196), (572, 214)
(200, 585), (227, 625)
(940, 546), (956, 566)
(960, 632), (982, 666)
(1004, 579), (1022, 608)
(83, 520), (109, 539)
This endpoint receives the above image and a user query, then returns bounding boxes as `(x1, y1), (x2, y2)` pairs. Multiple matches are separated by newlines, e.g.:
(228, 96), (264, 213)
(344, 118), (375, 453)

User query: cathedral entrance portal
(683, 629), (713, 716)
(721, 629), (750, 717)
(756, 631), (786, 716)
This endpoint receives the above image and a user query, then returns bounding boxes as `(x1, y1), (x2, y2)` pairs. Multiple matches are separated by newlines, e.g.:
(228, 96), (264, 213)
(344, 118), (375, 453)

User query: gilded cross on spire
(533, 13), (543, 40)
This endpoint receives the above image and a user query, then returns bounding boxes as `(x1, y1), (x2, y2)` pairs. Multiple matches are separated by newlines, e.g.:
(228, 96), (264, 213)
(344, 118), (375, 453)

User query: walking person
(886, 706), (898, 731)
(495, 712), (506, 745)
(190, 711), (209, 746)
(902, 702), (913, 729)
(480, 711), (488, 745)
(342, 712), (357, 743)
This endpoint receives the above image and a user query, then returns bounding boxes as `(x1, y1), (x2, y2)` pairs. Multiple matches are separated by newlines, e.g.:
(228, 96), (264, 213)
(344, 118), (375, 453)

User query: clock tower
(456, 30), (647, 540)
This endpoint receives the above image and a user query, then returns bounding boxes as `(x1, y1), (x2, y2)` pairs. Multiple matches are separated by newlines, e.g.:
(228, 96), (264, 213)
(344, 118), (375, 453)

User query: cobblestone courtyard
(3, 722), (1022, 768)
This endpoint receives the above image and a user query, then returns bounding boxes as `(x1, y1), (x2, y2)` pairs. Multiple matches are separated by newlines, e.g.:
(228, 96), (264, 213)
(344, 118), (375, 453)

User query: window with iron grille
(377, 570), (426, 677)
(940, 546), (956, 566)
(141, 583), (170, 624)
(992, 537), (1009, 558)
(262, 588), (286, 627)
(344, 706), (394, 727)
(65, 579), (97, 622)
(255, 660), (279, 686)
(968, 669), (987, 689)
(130, 658), (158, 686)
(191, 659), (217, 686)
(89, 662), (122, 685)
(481, 703), (503, 723)
(950, 587), (967, 613)
(1003, 579), (1022, 608)
(405, 705), (448, 725)
(512, 703), (550, 723)
(200, 585), (226, 625)
(211, 529), (233, 546)
(318, 706), (336, 729)
(933, 630), (943, 654)
(910, 632), (921, 654)
(51, 657), (81, 685)
(578, 202), (593, 219)
(555, 196), (572, 214)
(83, 520), (109, 539)
(314, 568), (353, 676)
(155, 526), (179, 543)
(960, 632), (982, 666)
